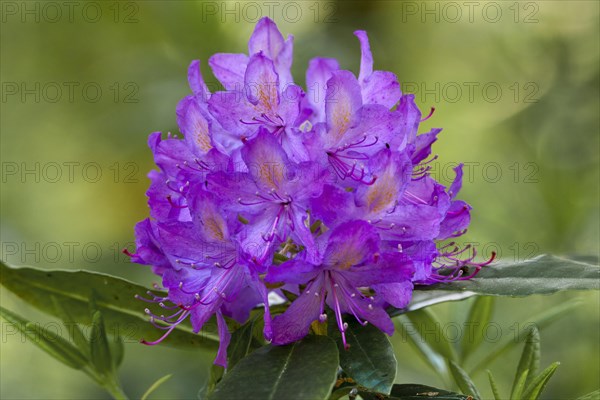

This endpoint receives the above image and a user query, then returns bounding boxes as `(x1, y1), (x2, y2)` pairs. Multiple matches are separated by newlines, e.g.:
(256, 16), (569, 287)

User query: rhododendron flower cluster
(130, 17), (492, 367)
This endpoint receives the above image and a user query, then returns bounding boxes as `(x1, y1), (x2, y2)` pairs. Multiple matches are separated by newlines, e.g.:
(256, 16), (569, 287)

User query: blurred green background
(1, 1), (598, 399)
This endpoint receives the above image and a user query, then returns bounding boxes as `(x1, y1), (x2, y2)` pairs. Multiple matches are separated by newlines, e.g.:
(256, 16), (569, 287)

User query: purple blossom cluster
(130, 17), (492, 367)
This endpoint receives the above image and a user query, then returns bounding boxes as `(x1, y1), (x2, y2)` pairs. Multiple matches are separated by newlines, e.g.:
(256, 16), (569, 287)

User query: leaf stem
(103, 377), (129, 400)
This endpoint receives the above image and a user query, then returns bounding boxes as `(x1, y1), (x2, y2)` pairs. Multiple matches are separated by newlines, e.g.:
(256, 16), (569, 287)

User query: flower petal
(438, 200), (471, 240)
(248, 17), (285, 57)
(146, 170), (189, 222)
(354, 30), (373, 83)
(362, 71), (402, 109)
(373, 281), (414, 309)
(379, 204), (443, 241)
(402, 175), (450, 210)
(187, 60), (210, 100)
(155, 221), (217, 267)
(132, 219), (170, 274)
(305, 57), (340, 122)
(207, 90), (256, 136)
(208, 53), (248, 91)
(244, 53), (280, 113)
(397, 94), (422, 147)
(214, 311), (231, 367)
(148, 132), (196, 178)
(265, 257), (321, 285)
(310, 184), (355, 226)
(344, 253), (414, 287)
(188, 190), (230, 243)
(248, 17), (294, 86)
(356, 150), (412, 215)
(241, 127), (289, 191)
(412, 128), (441, 164)
(325, 70), (363, 145)
(289, 208), (321, 264)
(341, 104), (402, 148)
(404, 240), (437, 282)
(162, 267), (211, 305)
(221, 283), (262, 323)
(448, 163), (464, 200)
(327, 276), (395, 336)
(278, 84), (304, 127)
(176, 95), (213, 155)
(271, 274), (324, 344)
(323, 220), (379, 270)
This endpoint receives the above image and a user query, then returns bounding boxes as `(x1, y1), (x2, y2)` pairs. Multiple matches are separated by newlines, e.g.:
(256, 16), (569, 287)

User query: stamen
(403, 190), (428, 205)
(328, 272), (348, 348)
(122, 248), (138, 258)
(167, 195), (188, 209)
(135, 291), (168, 303)
(327, 152), (377, 185)
(428, 249), (496, 283)
(141, 310), (191, 345)
(326, 135), (379, 185)
(446, 204), (470, 216)
(419, 106), (435, 122)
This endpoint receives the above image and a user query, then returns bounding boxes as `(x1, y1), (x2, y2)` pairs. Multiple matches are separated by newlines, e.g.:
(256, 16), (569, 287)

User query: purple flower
(129, 16), (493, 366)
(206, 127), (329, 264)
(265, 221), (414, 346)
(132, 190), (269, 367)
(304, 70), (407, 184)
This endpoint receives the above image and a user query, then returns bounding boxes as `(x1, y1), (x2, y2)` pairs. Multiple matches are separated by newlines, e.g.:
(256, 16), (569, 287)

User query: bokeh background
(1, 1), (598, 399)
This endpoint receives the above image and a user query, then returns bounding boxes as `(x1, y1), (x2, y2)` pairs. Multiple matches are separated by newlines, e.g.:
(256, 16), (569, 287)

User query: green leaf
(576, 389), (600, 400)
(469, 299), (578, 375)
(0, 305), (88, 370)
(521, 362), (560, 400)
(390, 383), (472, 399)
(395, 316), (447, 381)
(421, 255), (599, 296)
(110, 335), (125, 368)
(209, 336), (339, 400)
(359, 383), (473, 399)
(389, 291), (477, 317)
(198, 365), (224, 399)
(487, 370), (502, 400)
(51, 295), (90, 357)
(448, 360), (481, 399)
(90, 311), (113, 376)
(226, 317), (262, 370)
(510, 369), (529, 400)
(280, 289), (299, 302)
(460, 296), (494, 362)
(327, 387), (355, 400)
(0, 261), (218, 349)
(405, 309), (458, 362)
(328, 318), (397, 394)
(513, 326), (540, 392)
(141, 374), (172, 400)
